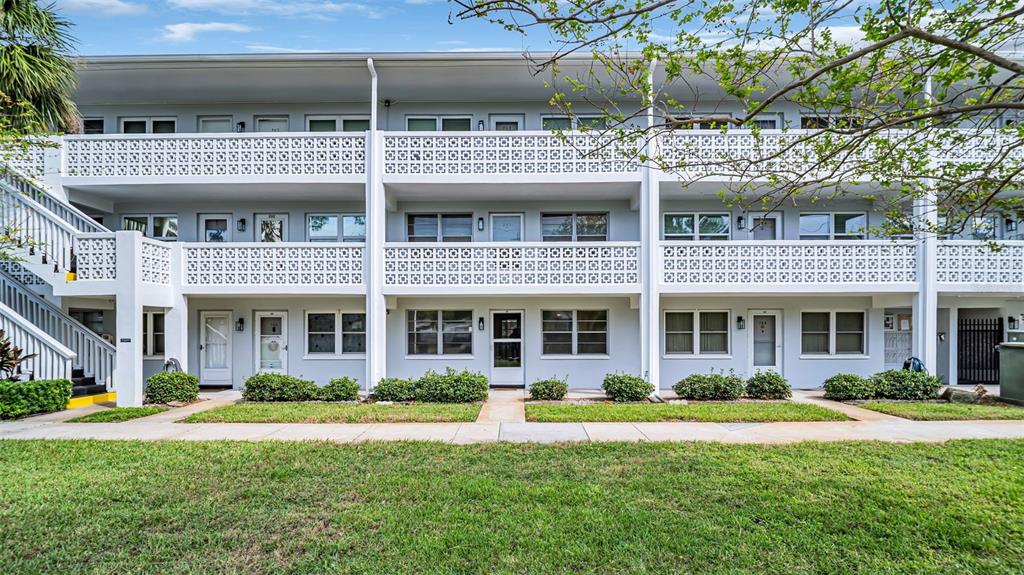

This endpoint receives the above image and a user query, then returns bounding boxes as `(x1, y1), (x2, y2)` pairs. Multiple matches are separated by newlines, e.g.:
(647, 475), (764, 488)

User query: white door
(489, 114), (524, 131)
(199, 214), (232, 243)
(255, 214), (288, 242)
(255, 116), (289, 132)
(491, 310), (524, 386)
(749, 310), (783, 374)
(199, 311), (232, 385)
(255, 312), (288, 373)
(490, 213), (523, 241)
(748, 212), (781, 240)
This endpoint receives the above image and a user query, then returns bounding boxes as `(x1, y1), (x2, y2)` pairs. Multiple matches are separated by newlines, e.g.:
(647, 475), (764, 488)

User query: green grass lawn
(183, 401), (481, 424)
(2, 440), (1023, 574)
(860, 401), (1024, 421)
(527, 401), (849, 423)
(66, 406), (169, 423)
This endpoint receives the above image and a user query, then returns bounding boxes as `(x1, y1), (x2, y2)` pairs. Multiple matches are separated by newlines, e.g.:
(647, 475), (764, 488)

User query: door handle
(199, 344), (204, 350)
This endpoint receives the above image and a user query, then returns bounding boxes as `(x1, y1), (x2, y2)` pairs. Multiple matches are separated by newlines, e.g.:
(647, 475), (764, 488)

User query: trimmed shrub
(745, 371), (792, 400)
(242, 373), (317, 402)
(872, 369), (943, 400)
(602, 373), (653, 402)
(415, 368), (489, 403)
(0, 379), (72, 419)
(529, 377), (568, 401)
(672, 370), (744, 400)
(372, 377), (417, 402)
(319, 377), (360, 401)
(145, 371), (199, 404)
(823, 373), (875, 401)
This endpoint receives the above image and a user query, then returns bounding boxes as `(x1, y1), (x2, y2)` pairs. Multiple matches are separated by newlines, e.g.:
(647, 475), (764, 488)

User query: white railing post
(41, 136), (67, 202)
(113, 230), (144, 407)
(365, 130), (387, 391)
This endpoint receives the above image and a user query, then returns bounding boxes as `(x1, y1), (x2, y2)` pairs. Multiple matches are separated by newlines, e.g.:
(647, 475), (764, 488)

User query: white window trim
(798, 212), (868, 240)
(540, 114), (607, 130)
(405, 309), (475, 358)
(540, 309), (611, 358)
(118, 116), (176, 134)
(799, 310), (869, 358)
(142, 311), (164, 360)
(197, 115), (233, 133)
(303, 310), (367, 360)
(540, 212), (610, 242)
(406, 213), (474, 242)
(304, 115), (372, 132)
(751, 112), (784, 130)
(405, 115), (474, 131)
(81, 117), (105, 134)
(254, 115), (290, 132)
(662, 309), (732, 359)
(122, 213), (178, 241)
(306, 213), (366, 243)
(662, 212), (732, 241)
(489, 212), (524, 242)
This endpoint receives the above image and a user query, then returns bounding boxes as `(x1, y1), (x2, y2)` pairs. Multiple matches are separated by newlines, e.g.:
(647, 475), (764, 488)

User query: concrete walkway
(476, 389), (526, 423)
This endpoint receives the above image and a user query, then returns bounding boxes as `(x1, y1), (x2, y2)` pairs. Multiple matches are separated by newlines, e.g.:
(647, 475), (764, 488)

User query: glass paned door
(199, 311), (232, 385)
(255, 312), (288, 373)
(199, 214), (231, 242)
(750, 311), (782, 374)
(255, 214), (288, 242)
(750, 213), (780, 240)
(491, 311), (524, 386)
(490, 214), (523, 241)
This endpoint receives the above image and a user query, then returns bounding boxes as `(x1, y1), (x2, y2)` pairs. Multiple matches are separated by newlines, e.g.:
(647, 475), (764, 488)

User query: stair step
(72, 368), (85, 379)
(71, 383), (107, 398)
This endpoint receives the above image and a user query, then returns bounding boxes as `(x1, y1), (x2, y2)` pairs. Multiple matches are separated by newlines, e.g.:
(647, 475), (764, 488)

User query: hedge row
(242, 374), (361, 402)
(672, 370), (792, 400)
(373, 368), (488, 403)
(824, 370), (942, 401)
(0, 379), (72, 419)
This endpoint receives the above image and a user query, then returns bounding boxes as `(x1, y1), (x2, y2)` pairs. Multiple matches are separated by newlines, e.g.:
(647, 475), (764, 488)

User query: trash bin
(998, 342), (1024, 406)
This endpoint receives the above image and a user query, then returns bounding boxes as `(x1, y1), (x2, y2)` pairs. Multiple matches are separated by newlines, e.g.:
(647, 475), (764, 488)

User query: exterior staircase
(0, 162), (116, 392)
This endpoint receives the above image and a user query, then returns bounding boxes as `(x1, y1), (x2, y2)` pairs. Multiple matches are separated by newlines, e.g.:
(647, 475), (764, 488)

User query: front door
(199, 311), (232, 385)
(491, 310), (524, 387)
(489, 114), (524, 131)
(255, 214), (288, 242)
(255, 311), (288, 373)
(750, 310), (783, 374)
(490, 213), (523, 241)
(199, 214), (232, 242)
(748, 213), (781, 240)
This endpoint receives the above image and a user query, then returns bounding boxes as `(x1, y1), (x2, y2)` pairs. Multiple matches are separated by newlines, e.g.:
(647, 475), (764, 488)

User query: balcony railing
(63, 132), (366, 180)
(182, 243), (364, 291)
(382, 131), (638, 178)
(660, 240), (918, 291)
(74, 233), (118, 281)
(383, 242), (641, 292)
(936, 240), (1024, 289)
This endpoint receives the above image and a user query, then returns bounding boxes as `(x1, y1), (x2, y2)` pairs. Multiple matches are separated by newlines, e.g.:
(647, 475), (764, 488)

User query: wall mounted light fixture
(235, 317), (245, 332)
(736, 316), (746, 330)
(478, 317), (485, 331)
(736, 215), (746, 230)
(236, 218), (247, 232)
(235, 121), (246, 133)
(477, 217), (485, 232)
(477, 120), (485, 131)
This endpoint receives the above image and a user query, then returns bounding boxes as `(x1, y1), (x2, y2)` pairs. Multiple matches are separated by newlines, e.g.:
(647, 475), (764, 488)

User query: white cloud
(57, 0), (146, 14)
(162, 21), (255, 42)
(167, 0), (383, 18)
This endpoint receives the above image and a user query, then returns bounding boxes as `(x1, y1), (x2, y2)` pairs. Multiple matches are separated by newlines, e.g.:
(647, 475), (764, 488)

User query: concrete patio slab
(477, 389), (526, 423)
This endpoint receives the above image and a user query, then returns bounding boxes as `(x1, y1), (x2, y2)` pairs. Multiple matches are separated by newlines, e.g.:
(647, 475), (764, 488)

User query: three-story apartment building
(2, 52), (1022, 407)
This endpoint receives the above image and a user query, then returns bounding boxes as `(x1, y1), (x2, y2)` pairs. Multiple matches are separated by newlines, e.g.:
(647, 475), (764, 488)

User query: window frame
(303, 310), (367, 359)
(118, 116), (177, 134)
(81, 117), (105, 134)
(142, 311), (164, 359)
(305, 213), (366, 243)
(800, 310), (868, 358)
(662, 212), (732, 241)
(540, 212), (610, 242)
(405, 115), (474, 131)
(405, 213), (473, 242)
(540, 114), (608, 131)
(405, 309), (475, 358)
(540, 309), (610, 358)
(121, 213), (178, 241)
(662, 310), (732, 358)
(197, 115), (233, 133)
(798, 212), (868, 241)
(254, 115), (290, 132)
(304, 114), (372, 132)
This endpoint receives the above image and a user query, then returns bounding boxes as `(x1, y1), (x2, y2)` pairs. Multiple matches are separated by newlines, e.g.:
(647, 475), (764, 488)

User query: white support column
(42, 136), (67, 202)
(364, 58), (387, 392)
(163, 243), (189, 373)
(113, 231), (144, 407)
(640, 59), (661, 395)
(913, 74), (939, 374)
(947, 306), (958, 385)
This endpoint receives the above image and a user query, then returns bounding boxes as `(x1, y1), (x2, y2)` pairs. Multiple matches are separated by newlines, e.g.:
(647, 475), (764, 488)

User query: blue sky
(54, 0), (545, 55)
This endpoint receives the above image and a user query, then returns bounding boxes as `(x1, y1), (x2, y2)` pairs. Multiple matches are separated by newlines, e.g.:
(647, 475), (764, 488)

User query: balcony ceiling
(64, 181), (366, 201)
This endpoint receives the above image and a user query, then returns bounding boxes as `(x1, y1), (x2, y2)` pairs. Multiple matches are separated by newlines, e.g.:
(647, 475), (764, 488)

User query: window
(801, 116), (830, 129)
(306, 214), (366, 242)
(305, 311), (366, 356)
(663, 213), (730, 240)
(542, 310), (608, 355)
(122, 214), (178, 240)
(255, 116), (289, 132)
(751, 113), (783, 129)
(343, 118), (370, 132)
(81, 118), (104, 134)
(406, 116), (472, 131)
(119, 117), (176, 134)
(664, 311), (730, 355)
(801, 311), (866, 356)
(407, 310), (473, 356)
(406, 214), (472, 242)
(542, 116), (572, 131)
(542, 115), (608, 131)
(197, 116), (232, 133)
(142, 311), (164, 357)
(305, 116), (371, 132)
(939, 215), (998, 240)
(799, 213), (867, 240)
(541, 213), (608, 242)
(307, 117), (337, 132)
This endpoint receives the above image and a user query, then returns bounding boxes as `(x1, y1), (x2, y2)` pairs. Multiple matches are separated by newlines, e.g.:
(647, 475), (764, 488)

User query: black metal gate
(958, 317), (1003, 385)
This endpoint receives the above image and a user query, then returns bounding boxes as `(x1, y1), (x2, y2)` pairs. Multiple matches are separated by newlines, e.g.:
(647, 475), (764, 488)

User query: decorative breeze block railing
(384, 243), (641, 287)
(74, 234), (118, 281)
(183, 243), (364, 287)
(661, 241), (917, 285)
(7, 146), (46, 179)
(936, 241), (1024, 285)
(383, 132), (638, 175)
(64, 133), (366, 178)
(140, 238), (172, 285)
